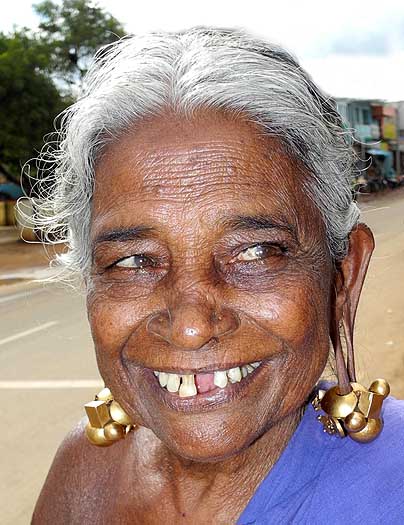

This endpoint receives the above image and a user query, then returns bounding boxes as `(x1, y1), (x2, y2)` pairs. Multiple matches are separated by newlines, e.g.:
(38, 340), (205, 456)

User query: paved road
(0, 189), (403, 524)
(0, 284), (101, 524)
(354, 190), (404, 397)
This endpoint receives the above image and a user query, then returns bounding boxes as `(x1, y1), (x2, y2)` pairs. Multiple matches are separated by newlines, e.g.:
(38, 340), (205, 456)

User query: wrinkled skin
(33, 110), (374, 524)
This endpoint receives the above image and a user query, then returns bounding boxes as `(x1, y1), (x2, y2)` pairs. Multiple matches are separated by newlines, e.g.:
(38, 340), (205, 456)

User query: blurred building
(335, 98), (403, 183)
(335, 98), (381, 143)
(390, 101), (404, 177)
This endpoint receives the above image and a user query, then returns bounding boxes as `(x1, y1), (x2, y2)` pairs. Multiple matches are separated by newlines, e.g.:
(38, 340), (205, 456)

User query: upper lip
(144, 360), (263, 375)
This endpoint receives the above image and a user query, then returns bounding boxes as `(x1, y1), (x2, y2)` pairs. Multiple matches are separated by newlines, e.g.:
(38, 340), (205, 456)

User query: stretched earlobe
(339, 223), (375, 386)
(317, 223), (390, 443)
(330, 223), (374, 392)
(339, 223), (375, 327)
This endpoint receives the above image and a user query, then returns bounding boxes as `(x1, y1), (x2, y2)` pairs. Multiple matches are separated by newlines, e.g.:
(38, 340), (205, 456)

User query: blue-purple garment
(237, 395), (404, 524)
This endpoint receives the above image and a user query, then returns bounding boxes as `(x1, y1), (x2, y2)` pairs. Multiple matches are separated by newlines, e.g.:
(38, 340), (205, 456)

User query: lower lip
(142, 363), (268, 413)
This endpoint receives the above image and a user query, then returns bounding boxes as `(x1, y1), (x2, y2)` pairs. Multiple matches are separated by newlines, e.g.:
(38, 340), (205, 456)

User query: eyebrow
(223, 214), (297, 237)
(92, 215), (296, 250)
(92, 226), (155, 250)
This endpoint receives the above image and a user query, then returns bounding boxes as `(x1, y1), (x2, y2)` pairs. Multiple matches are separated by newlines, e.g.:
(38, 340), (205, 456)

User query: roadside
(0, 236), (65, 286)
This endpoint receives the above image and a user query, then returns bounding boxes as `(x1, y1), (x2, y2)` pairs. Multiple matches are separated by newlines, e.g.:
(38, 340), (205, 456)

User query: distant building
(393, 101), (404, 137)
(389, 101), (404, 176)
(371, 103), (397, 145)
(335, 98), (403, 177)
(335, 98), (380, 143)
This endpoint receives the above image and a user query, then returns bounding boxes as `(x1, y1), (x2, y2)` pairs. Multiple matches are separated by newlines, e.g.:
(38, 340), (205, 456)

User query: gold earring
(84, 387), (135, 447)
(312, 378), (390, 443)
(313, 313), (390, 443)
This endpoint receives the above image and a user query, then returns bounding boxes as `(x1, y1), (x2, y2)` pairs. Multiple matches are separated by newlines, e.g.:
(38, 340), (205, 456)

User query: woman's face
(87, 110), (333, 461)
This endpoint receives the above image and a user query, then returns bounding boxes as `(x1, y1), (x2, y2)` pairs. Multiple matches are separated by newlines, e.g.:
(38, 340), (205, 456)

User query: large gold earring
(312, 307), (390, 443)
(84, 387), (135, 447)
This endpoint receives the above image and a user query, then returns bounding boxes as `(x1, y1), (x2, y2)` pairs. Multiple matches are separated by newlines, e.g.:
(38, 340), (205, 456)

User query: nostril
(146, 305), (240, 350)
(211, 310), (224, 323)
(147, 311), (171, 341)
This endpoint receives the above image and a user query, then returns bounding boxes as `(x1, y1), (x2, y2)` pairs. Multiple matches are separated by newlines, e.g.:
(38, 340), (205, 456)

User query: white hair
(30, 27), (359, 280)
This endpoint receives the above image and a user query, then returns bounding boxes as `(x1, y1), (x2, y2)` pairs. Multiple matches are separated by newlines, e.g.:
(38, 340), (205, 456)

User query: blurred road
(0, 284), (101, 524)
(0, 188), (403, 524)
(355, 189), (404, 395)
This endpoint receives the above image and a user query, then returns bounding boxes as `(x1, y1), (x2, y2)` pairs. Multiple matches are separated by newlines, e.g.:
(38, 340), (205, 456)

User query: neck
(162, 407), (304, 519)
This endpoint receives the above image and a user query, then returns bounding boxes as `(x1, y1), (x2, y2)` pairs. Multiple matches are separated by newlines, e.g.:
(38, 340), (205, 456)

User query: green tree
(0, 1), (126, 184)
(0, 30), (68, 182)
(34, 0), (125, 87)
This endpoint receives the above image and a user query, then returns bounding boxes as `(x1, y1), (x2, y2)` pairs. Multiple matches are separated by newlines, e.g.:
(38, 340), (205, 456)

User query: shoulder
(334, 396), (404, 469)
(359, 396), (404, 476)
(32, 418), (124, 524)
(32, 419), (163, 524)
(32, 418), (92, 524)
(315, 396), (404, 520)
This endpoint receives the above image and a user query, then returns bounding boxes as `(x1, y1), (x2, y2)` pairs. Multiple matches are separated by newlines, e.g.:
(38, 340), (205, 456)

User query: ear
(336, 223), (375, 326)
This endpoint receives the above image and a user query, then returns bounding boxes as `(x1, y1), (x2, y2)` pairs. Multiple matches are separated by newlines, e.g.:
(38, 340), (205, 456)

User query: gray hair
(31, 27), (359, 280)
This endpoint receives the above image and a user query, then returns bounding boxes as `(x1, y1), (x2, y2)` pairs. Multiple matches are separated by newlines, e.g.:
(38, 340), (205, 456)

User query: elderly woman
(33, 28), (404, 524)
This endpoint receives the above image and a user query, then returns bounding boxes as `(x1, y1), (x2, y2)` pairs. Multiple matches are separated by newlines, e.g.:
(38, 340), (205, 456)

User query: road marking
(0, 320), (59, 346)
(0, 379), (103, 389)
(0, 287), (47, 305)
(361, 206), (390, 215)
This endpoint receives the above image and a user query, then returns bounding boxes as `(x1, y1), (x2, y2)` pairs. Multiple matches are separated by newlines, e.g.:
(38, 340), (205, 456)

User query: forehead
(91, 110), (319, 237)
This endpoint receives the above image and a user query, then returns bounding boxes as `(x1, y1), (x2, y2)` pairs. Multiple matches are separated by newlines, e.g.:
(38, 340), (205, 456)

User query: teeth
(227, 367), (242, 383)
(153, 361), (261, 394)
(158, 372), (168, 388)
(179, 375), (197, 397)
(166, 373), (180, 393)
(214, 370), (228, 388)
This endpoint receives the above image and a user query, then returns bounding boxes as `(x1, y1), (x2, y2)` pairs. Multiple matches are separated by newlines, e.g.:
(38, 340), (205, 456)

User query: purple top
(237, 394), (404, 524)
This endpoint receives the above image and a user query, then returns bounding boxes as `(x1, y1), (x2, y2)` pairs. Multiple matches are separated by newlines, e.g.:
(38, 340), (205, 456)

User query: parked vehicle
(357, 149), (399, 193)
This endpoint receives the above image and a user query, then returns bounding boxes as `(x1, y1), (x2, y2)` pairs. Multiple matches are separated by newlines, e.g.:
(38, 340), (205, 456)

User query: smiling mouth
(153, 361), (262, 397)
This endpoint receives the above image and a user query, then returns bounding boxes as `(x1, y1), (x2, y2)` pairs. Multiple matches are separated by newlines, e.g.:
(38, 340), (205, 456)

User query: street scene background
(1, 1), (404, 523)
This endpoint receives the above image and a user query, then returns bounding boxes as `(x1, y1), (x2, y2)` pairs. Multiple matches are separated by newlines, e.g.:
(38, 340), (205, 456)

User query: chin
(150, 415), (263, 463)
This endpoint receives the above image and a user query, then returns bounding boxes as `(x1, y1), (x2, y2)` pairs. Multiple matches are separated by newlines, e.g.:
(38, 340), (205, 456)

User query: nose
(147, 300), (240, 351)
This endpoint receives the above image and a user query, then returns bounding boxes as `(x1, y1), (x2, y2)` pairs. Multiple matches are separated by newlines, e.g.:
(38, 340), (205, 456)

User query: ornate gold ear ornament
(313, 288), (391, 444)
(312, 379), (390, 443)
(84, 387), (135, 447)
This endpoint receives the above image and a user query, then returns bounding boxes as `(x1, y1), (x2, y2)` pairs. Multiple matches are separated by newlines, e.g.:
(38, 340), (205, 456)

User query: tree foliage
(0, 30), (68, 182)
(0, 0), (126, 183)
(34, 0), (125, 85)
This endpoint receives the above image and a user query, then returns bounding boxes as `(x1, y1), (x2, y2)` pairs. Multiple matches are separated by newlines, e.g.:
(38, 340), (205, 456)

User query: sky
(2, 0), (404, 101)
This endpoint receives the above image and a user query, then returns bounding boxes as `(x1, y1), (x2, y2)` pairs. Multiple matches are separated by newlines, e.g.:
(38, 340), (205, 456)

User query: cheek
(277, 286), (329, 348)
(229, 275), (331, 352)
(87, 288), (150, 359)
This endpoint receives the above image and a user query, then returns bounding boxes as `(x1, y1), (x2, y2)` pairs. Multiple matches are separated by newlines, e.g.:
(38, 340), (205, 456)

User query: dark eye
(115, 254), (155, 269)
(233, 243), (286, 262)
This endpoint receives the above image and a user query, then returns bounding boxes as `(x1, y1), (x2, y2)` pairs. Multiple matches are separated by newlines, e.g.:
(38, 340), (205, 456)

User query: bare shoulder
(32, 420), (161, 524)
(32, 418), (118, 524)
(32, 418), (88, 523)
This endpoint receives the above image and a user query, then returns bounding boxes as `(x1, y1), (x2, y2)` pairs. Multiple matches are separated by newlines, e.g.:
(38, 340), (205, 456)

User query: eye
(233, 243), (286, 262)
(115, 254), (155, 269)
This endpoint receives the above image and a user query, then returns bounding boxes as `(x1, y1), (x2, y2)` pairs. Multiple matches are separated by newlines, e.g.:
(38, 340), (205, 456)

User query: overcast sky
(2, 0), (404, 101)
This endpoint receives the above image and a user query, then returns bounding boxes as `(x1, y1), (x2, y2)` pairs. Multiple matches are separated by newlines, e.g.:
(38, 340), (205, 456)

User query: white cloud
(2, 0), (404, 100)
(302, 51), (404, 100)
(1, 0), (39, 32)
